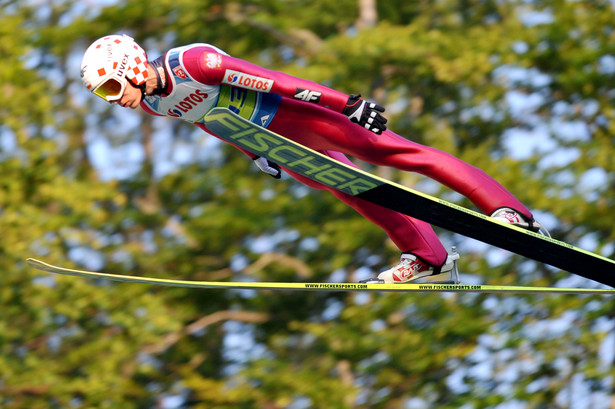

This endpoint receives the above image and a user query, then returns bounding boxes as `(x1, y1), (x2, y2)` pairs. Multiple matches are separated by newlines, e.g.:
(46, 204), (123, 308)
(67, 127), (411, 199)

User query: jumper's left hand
(342, 94), (388, 134)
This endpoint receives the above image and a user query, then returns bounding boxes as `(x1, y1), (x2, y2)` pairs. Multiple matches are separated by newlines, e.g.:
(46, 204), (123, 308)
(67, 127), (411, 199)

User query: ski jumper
(141, 44), (533, 267)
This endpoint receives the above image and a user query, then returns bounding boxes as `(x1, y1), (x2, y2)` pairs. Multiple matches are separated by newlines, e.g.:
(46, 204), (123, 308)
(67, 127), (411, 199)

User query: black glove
(253, 156), (282, 179)
(342, 94), (388, 134)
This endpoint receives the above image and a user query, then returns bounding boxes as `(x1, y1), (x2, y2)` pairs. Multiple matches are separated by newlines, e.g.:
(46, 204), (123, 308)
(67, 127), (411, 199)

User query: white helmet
(80, 34), (149, 101)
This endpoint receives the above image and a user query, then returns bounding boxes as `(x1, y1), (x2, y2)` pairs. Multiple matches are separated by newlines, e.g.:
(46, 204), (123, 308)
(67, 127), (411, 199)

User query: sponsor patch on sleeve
(173, 66), (187, 79)
(205, 53), (222, 69)
(294, 88), (322, 103)
(222, 69), (274, 92)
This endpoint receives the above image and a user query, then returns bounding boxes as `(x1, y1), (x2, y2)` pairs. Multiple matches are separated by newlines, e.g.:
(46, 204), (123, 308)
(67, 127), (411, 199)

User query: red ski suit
(141, 44), (532, 268)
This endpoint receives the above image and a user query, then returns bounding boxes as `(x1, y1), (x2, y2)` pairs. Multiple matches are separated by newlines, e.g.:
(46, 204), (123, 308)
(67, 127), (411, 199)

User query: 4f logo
(294, 88), (321, 103)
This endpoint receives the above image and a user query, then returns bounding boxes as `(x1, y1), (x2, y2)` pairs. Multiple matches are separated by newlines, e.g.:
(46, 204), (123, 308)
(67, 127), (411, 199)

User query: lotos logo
(166, 89), (209, 117)
(167, 108), (183, 118)
(222, 69), (273, 92)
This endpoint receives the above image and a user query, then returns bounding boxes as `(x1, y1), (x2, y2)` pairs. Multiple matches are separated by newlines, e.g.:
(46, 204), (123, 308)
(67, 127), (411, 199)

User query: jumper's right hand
(253, 156), (282, 179)
(342, 94), (388, 134)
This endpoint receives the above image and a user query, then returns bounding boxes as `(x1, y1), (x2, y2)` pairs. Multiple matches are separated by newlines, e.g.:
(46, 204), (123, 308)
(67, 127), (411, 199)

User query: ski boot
(361, 248), (461, 284)
(490, 207), (551, 237)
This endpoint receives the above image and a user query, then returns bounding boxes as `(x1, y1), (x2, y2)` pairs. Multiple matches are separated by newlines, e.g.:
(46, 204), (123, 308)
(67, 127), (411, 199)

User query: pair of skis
(27, 108), (615, 293)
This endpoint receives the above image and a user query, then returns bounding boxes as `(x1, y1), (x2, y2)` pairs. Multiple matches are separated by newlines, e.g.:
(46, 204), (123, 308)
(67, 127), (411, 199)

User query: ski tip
(26, 258), (40, 266)
(26, 258), (53, 273)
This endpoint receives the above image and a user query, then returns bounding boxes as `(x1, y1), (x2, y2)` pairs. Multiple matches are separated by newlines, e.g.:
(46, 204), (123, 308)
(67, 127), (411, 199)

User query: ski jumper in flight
(80, 34), (546, 283)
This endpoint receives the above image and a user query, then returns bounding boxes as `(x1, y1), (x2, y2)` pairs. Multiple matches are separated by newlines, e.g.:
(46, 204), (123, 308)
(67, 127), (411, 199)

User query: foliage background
(1, 0), (613, 408)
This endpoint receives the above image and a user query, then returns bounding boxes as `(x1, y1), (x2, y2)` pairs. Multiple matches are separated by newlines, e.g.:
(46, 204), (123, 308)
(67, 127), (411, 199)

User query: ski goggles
(92, 76), (127, 101)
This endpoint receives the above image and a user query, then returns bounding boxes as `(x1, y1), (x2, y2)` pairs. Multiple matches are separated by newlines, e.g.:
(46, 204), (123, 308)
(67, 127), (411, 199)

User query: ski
(25, 258), (615, 294)
(203, 108), (615, 287)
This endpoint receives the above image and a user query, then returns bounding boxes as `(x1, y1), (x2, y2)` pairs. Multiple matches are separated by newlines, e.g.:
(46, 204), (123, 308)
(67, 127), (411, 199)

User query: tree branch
(145, 310), (270, 354)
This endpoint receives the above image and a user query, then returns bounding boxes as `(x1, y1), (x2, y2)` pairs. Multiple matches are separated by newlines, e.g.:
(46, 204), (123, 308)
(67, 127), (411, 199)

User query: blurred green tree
(1, 1), (613, 408)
